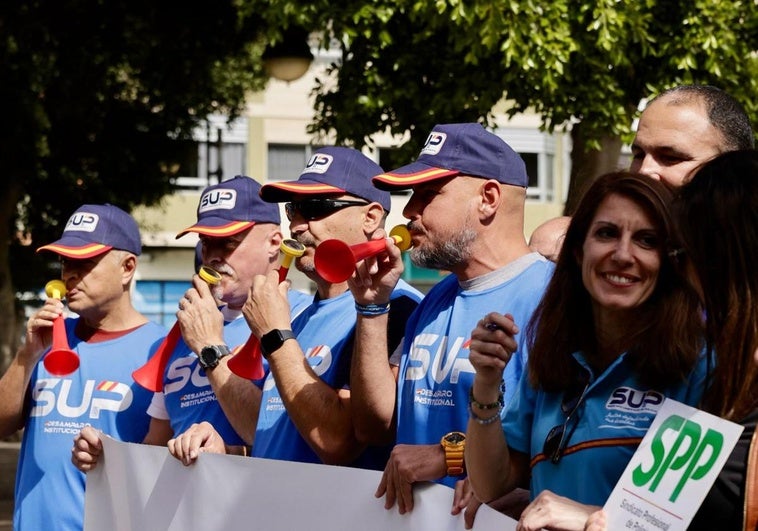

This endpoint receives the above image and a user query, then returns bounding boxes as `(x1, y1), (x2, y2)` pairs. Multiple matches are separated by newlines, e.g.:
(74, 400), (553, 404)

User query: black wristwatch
(198, 344), (231, 370)
(260, 329), (296, 359)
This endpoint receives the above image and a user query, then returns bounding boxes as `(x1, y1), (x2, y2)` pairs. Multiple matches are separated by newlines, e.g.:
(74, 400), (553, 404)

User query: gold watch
(440, 431), (466, 476)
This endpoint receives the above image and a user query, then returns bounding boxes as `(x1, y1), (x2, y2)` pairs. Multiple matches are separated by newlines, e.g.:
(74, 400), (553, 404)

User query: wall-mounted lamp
(262, 27), (314, 83)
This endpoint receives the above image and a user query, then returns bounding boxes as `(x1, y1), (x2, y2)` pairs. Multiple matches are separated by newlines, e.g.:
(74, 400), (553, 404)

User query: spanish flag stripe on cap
(190, 221), (254, 236)
(376, 168), (456, 182)
(36, 243), (111, 257)
(270, 183), (345, 194)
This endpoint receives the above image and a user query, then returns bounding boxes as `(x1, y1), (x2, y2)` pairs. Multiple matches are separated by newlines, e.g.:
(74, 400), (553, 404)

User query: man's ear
(121, 253), (138, 286)
(478, 179), (502, 219)
(363, 202), (386, 235)
(265, 227), (284, 261)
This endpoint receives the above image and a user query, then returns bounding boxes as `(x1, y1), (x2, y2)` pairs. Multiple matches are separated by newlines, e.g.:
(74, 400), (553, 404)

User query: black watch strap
(260, 329), (296, 359)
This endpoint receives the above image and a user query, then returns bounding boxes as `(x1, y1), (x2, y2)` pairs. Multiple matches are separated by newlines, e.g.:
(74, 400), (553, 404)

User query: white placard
(603, 398), (744, 530)
(84, 436), (517, 531)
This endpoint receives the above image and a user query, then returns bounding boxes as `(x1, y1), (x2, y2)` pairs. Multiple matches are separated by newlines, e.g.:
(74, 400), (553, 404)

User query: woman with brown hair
(465, 172), (709, 530)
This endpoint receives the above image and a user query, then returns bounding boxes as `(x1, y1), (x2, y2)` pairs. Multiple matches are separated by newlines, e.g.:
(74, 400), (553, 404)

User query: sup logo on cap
(37, 203), (143, 258)
(420, 132), (447, 156)
(303, 153), (334, 174)
(64, 213), (100, 233)
(198, 189), (237, 213)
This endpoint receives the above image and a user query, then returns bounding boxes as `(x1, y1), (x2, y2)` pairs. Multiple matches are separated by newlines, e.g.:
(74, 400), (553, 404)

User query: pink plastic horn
(228, 240), (305, 380)
(132, 266), (222, 392)
(314, 225), (412, 284)
(42, 280), (80, 376)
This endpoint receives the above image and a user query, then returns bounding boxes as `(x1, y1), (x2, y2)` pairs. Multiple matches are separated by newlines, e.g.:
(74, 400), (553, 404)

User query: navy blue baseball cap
(37, 203), (142, 258)
(177, 175), (281, 238)
(373, 123), (528, 190)
(260, 147), (391, 212)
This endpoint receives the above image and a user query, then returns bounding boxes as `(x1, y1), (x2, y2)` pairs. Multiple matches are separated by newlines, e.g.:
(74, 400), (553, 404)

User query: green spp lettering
(632, 414), (724, 502)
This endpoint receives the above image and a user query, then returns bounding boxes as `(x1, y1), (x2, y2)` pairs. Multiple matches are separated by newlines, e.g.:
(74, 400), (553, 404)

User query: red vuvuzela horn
(42, 279), (80, 376)
(226, 334), (264, 380)
(313, 225), (412, 284)
(132, 266), (222, 391)
(228, 240), (305, 379)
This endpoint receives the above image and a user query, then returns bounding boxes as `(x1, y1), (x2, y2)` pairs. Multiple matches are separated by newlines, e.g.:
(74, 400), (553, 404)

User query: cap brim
(36, 242), (113, 259)
(372, 163), (459, 191)
(259, 181), (347, 203)
(176, 220), (255, 239)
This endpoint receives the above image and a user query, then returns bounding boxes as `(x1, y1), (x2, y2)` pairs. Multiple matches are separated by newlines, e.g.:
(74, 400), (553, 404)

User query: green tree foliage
(1, 0), (756, 369)
(258, 0), (757, 207)
(0, 1), (271, 366)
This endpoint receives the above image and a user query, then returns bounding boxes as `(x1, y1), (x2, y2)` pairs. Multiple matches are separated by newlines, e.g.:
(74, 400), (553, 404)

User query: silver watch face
(200, 345), (226, 368)
(199, 347), (216, 368)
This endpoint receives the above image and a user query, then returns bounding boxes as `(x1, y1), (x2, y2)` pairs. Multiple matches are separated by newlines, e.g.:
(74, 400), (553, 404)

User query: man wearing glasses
(168, 147), (422, 470)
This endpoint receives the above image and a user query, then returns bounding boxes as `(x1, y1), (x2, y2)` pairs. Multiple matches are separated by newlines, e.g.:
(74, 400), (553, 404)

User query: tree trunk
(564, 123), (624, 215)
(0, 183), (23, 375)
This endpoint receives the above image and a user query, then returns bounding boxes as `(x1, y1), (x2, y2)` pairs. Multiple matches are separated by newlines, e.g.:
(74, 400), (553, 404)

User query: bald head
(659, 85), (754, 152)
(528, 216), (571, 262)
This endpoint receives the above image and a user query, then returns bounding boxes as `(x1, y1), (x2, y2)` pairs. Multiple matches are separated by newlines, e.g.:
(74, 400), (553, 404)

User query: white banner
(84, 436), (517, 531)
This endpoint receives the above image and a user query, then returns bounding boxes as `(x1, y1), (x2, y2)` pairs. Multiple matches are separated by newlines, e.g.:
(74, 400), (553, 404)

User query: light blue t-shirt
(151, 290), (312, 444)
(502, 349), (710, 506)
(153, 316), (251, 445)
(253, 280), (422, 468)
(395, 254), (553, 487)
(14, 318), (165, 531)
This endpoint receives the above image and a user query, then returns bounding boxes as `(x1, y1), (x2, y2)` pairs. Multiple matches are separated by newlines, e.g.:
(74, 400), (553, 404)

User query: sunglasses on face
(542, 374), (590, 464)
(284, 199), (369, 221)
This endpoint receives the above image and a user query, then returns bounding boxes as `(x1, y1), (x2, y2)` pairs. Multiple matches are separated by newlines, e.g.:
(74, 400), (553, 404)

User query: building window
(494, 128), (560, 203)
(173, 114), (248, 190)
(133, 280), (192, 327)
(267, 144), (328, 181)
(522, 152), (555, 202)
(197, 138), (246, 185)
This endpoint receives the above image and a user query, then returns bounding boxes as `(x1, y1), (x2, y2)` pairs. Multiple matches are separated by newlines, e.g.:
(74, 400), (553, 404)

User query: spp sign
(602, 400), (742, 530)
(631, 414), (722, 502)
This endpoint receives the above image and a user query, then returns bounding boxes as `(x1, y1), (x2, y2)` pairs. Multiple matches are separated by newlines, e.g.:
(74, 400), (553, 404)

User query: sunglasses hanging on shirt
(542, 369), (591, 464)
